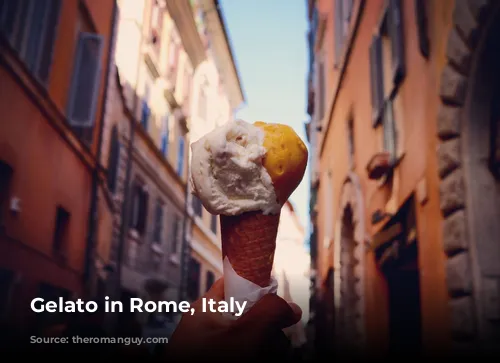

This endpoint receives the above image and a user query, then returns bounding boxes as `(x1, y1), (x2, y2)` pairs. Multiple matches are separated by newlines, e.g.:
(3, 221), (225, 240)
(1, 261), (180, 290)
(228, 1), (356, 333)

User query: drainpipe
(83, 0), (118, 297)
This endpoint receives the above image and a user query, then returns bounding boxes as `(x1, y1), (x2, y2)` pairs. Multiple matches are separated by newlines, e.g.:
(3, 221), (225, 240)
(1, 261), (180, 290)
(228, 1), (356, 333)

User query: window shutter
(414, 0), (429, 59)
(389, 0), (405, 86)
(383, 99), (397, 158)
(23, 0), (49, 75)
(161, 114), (169, 155)
(138, 189), (149, 234)
(0, 0), (19, 40)
(334, 0), (343, 66)
(369, 34), (384, 127)
(313, 59), (320, 130)
(177, 137), (184, 176)
(318, 58), (326, 121)
(67, 33), (104, 128)
(13, 1), (33, 53)
(153, 200), (163, 243)
(344, 0), (354, 21)
(37, 0), (62, 83)
(130, 185), (140, 228)
(171, 215), (179, 254)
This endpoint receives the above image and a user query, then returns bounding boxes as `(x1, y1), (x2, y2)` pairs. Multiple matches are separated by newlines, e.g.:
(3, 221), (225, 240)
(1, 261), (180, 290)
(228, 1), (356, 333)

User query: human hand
(165, 278), (302, 361)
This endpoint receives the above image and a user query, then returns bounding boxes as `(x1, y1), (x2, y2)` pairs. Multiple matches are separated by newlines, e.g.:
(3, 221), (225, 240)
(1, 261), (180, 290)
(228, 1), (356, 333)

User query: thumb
(240, 294), (302, 330)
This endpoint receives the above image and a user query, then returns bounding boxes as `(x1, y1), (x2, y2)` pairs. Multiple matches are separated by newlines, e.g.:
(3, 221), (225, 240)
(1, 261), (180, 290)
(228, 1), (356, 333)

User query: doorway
(379, 196), (422, 355)
(337, 205), (362, 353)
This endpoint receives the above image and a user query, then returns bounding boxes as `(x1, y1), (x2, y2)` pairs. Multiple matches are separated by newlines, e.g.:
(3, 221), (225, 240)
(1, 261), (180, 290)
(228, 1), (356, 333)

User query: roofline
(213, 0), (246, 105)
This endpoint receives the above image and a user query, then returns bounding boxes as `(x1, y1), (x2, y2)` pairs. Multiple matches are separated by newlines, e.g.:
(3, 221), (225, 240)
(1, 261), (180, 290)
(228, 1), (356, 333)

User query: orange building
(0, 0), (117, 329)
(306, 0), (500, 358)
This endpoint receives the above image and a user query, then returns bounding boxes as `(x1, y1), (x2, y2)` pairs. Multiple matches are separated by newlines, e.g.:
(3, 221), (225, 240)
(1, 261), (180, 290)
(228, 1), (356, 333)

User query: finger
(241, 294), (301, 330)
(203, 278), (225, 301)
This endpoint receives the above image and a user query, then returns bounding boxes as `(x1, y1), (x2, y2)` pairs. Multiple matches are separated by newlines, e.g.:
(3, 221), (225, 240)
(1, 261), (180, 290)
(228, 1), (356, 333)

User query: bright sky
(220, 0), (311, 241)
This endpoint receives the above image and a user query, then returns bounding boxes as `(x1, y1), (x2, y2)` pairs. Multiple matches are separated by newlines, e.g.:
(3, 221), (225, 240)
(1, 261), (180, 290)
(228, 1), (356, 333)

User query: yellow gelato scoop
(254, 121), (308, 205)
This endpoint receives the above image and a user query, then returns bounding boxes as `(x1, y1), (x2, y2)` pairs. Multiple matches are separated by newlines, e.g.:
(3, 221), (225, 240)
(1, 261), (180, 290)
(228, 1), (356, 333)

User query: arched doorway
(437, 0), (500, 350)
(338, 205), (358, 350)
(333, 173), (368, 353)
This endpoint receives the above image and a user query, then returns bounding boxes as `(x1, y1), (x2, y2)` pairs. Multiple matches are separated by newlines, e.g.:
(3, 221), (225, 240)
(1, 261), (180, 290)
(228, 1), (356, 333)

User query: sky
(219, 0), (311, 241)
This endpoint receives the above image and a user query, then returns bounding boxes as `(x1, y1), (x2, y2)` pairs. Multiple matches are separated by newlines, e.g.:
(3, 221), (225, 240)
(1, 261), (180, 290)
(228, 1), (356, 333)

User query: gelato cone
(190, 119), (308, 312)
(221, 211), (280, 287)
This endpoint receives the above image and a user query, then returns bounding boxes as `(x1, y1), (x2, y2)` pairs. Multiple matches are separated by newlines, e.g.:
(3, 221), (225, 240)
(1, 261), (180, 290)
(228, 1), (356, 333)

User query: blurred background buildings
(3, 0), (500, 359)
(305, 0), (500, 358)
(0, 0), (311, 351)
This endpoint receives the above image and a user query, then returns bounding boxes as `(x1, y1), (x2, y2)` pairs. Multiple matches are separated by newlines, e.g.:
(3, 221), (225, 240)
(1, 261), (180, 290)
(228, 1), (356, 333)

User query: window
(53, 206), (70, 258)
(192, 195), (202, 218)
(152, 199), (164, 244)
(67, 32), (104, 128)
(0, 0), (61, 84)
(177, 136), (185, 177)
(369, 0), (405, 158)
(323, 172), (334, 248)
(170, 214), (183, 255)
(129, 182), (149, 236)
(160, 114), (169, 157)
(309, 7), (319, 75)
(198, 86), (207, 120)
(210, 214), (217, 234)
(383, 99), (397, 157)
(315, 56), (326, 124)
(206, 271), (215, 292)
(140, 84), (151, 130)
(347, 118), (355, 168)
(0, 162), (13, 226)
(107, 126), (120, 193)
(149, 0), (164, 56)
(415, 0), (429, 59)
(187, 257), (201, 301)
(334, 0), (354, 65)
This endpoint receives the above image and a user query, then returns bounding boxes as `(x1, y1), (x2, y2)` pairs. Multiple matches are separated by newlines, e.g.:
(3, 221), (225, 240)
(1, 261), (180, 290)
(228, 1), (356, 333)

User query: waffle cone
(220, 211), (280, 287)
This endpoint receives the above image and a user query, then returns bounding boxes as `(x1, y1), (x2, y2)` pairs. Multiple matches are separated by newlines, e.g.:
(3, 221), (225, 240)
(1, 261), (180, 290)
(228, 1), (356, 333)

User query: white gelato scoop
(190, 120), (280, 216)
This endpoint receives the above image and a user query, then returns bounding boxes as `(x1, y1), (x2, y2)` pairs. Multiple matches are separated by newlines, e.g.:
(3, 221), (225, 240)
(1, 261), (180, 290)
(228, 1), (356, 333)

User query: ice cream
(190, 120), (281, 216)
(190, 119), (308, 313)
(191, 119), (308, 216)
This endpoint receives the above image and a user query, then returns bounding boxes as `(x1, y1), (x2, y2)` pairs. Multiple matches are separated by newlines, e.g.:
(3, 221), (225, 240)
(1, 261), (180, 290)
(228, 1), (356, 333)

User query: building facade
(306, 0), (500, 358)
(0, 0), (117, 330)
(106, 0), (244, 320)
(110, 0), (206, 325)
(273, 201), (309, 348)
